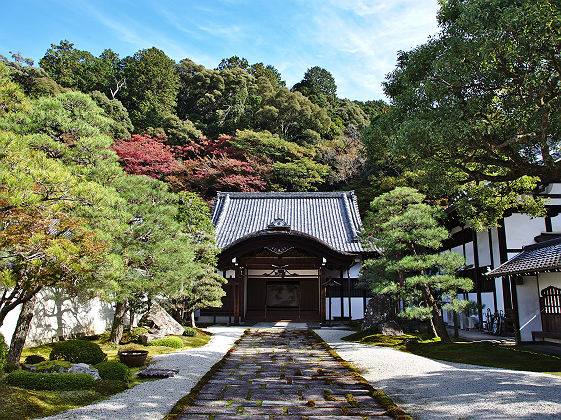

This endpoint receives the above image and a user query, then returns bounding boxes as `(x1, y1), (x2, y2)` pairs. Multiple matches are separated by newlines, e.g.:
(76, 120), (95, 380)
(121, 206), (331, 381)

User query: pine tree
(361, 187), (473, 343)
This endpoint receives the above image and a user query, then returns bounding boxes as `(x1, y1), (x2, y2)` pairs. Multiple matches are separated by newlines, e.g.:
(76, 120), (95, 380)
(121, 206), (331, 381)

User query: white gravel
(315, 328), (561, 420)
(44, 326), (245, 420)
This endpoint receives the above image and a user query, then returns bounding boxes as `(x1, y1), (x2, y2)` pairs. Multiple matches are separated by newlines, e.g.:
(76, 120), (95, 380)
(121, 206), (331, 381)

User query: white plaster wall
(495, 277), (505, 313)
(542, 182), (561, 195)
(476, 230), (491, 267)
(516, 272), (561, 341)
(451, 245), (463, 257)
(0, 289), (115, 346)
(326, 297), (368, 320)
(464, 240), (474, 266)
(504, 213), (545, 249)
(490, 228), (501, 269)
(551, 214), (561, 231)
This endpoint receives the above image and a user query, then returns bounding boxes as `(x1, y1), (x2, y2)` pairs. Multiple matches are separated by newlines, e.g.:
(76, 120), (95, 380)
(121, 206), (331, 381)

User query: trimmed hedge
(146, 336), (184, 348)
(50, 339), (106, 365)
(0, 333), (7, 371)
(183, 327), (197, 337)
(4, 370), (94, 390)
(93, 379), (129, 395)
(95, 361), (131, 381)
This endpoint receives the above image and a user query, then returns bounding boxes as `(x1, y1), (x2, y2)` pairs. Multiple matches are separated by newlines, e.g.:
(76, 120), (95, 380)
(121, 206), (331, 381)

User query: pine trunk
(6, 295), (37, 365)
(110, 300), (128, 344)
(453, 311), (459, 339)
(190, 311), (196, 328)
(423, 284), (451, 343)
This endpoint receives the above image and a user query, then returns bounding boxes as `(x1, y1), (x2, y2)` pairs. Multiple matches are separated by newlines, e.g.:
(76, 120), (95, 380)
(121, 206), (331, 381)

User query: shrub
(0, 333), (7, 371)
(4, 370), (94, 390)
(24, 354), (46, 365)
(92, 379), (128, 395)
(50, 339), (106, 365)
(183, 327), (197, 337)
(95, 361), (131, 381)
(35, 360), (71, 372)
(120, 327), (150, 344)
(4, 362), (19, 373)
(146, 336), (184, 348)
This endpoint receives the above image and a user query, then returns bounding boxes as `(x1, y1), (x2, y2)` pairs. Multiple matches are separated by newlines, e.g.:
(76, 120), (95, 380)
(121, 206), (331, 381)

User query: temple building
(198, 192), (371, 324)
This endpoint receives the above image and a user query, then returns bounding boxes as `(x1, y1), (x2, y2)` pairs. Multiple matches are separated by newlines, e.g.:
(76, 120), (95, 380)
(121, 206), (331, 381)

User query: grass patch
(0, 383), (105, 420)
(3, 330), (211, 419)
(21, 333), (211, 364)
(343, 330), (561, 375)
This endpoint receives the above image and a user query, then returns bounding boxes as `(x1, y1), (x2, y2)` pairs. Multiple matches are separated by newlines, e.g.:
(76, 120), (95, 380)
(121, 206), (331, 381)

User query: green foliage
(34, 361), (71, 372)
(0, 333), (7, 371)
(293, 66), (337, 108)
(49, 340), (106, 365)
(24, 355), (46, 365)
(361, 187), (472, 342)
(4, 370), (95, 391)
(146, 337), (184, 348)
(119, 327), (149, 344)
(92, 379), (128, 395)
(183, 327), (197, 337)
(0, 61), (29, 114)
(94, 361), (131, 381)
(121, 47), (179, 130)
(271, 157), (331, 191)
(367, 0), (561, 227)
(90, 90), (133, 139)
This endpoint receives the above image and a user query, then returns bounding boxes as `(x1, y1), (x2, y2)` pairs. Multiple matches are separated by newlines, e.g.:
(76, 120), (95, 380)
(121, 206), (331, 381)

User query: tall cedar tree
(361, 187), (473, 343)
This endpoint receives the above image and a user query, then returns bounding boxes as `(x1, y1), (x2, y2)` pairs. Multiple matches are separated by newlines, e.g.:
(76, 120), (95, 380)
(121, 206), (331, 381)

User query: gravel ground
(315, 328), (561, 420)
(44, 326), (245, 420)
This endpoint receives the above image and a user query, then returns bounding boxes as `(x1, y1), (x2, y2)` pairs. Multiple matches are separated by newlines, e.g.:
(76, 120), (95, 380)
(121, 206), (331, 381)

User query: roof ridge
(216, 191), (354, 198)
(523, 237), (561, 251)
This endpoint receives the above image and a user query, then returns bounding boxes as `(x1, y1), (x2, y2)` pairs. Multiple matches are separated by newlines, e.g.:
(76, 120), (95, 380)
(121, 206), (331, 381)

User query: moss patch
(343, 330), (561, 375)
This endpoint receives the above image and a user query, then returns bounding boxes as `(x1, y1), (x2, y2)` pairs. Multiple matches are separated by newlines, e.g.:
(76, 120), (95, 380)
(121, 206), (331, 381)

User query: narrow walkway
(180, 329), (391, 418)
(43, 326), (246, 420)
(317, 329), (561, 420)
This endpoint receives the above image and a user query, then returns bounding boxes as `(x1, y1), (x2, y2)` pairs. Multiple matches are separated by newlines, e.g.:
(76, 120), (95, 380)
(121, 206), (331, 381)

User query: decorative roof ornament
(267, 217), (291, 231)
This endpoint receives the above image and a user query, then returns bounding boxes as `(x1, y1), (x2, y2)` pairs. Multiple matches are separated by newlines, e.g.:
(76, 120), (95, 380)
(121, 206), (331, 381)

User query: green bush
(95, 361), (131, 381)
(0, 333), (7, 371)
(4, 370), (94, 390)
(50, 339), (106, 365)
(24, 354), (46, 365)
(146, 336), (184, 348)
(183, 327), (197, 337)
(92, 379), (128, 395)
(120, 327), (150, 344)
(4, 362), (19, 373)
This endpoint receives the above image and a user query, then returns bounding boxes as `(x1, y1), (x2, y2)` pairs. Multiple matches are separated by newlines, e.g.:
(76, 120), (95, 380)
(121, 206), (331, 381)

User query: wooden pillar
(362, 289), (367, 317)
(498, 219), (512, 313)
(472, 231), (483, 329)
(347, 269), (352, 321)
(233, 267), (240, 324)
(488, 229), (498, 312)
(510, 276), (521, 344)
(339, 270), (344, 319)
(320, 268), (326, 322)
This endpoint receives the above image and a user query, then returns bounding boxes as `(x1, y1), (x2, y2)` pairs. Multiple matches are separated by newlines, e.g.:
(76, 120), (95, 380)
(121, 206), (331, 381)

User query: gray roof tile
(486, 237), (561, 277)
(211, 191), (364, 253)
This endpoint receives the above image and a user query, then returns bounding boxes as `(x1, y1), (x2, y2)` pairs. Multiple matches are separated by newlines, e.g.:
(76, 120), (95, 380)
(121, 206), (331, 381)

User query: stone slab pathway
(180, 329), (392, 419)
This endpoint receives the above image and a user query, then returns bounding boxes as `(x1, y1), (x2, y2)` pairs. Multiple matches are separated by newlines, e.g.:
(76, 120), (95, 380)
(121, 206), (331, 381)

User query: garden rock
(139, 333), (166, 345)
(139, 301), (184, 336)
(68, 363), (101, 380)
(362, 295), (392, 331)
(137, 367), (179, 378)
(380, 320), (403, 336)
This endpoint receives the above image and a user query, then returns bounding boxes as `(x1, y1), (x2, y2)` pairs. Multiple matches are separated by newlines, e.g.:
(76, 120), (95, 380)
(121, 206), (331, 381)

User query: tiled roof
(486, 237), (561, 277)
(211, 191), (364, 253)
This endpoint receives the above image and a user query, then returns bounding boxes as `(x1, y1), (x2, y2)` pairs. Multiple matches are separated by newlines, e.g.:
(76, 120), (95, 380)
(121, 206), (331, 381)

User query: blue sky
(1, 0), (440, 101)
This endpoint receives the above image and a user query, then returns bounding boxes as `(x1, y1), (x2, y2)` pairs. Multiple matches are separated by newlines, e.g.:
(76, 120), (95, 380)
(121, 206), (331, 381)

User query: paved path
(180, 328), (392, 419)
(44, 326), (246, 420)
(316, 329), (561, 420)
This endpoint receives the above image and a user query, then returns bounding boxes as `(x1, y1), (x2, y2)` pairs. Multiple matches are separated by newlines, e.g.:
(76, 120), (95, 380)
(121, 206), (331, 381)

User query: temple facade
(198, 191), (371, 324)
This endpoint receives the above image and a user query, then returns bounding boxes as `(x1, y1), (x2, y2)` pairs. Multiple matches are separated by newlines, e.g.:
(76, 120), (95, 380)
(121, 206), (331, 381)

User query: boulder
(362, 295), (392, 331)
(138, 301), (184, 336)
(68, 363), (101, 380)
(139, 333), (166, 345)
(380, 320), (403, 336)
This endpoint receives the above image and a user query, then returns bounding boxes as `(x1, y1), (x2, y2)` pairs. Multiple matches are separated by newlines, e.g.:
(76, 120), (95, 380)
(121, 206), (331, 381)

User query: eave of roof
(486, 237), (561, 277)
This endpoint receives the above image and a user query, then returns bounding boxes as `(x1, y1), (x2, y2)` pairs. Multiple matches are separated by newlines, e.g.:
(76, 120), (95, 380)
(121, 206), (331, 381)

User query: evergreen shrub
(120, 327), (150, 344)
(92, 379), (129, 395)
(95, 361), (131, 381)
(50, 339), (106, 365)
(4, 370), (94, 390)
(146, 336), (183, 348)
(24, 354), (46, 365)
(183, 327), (197, 337)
